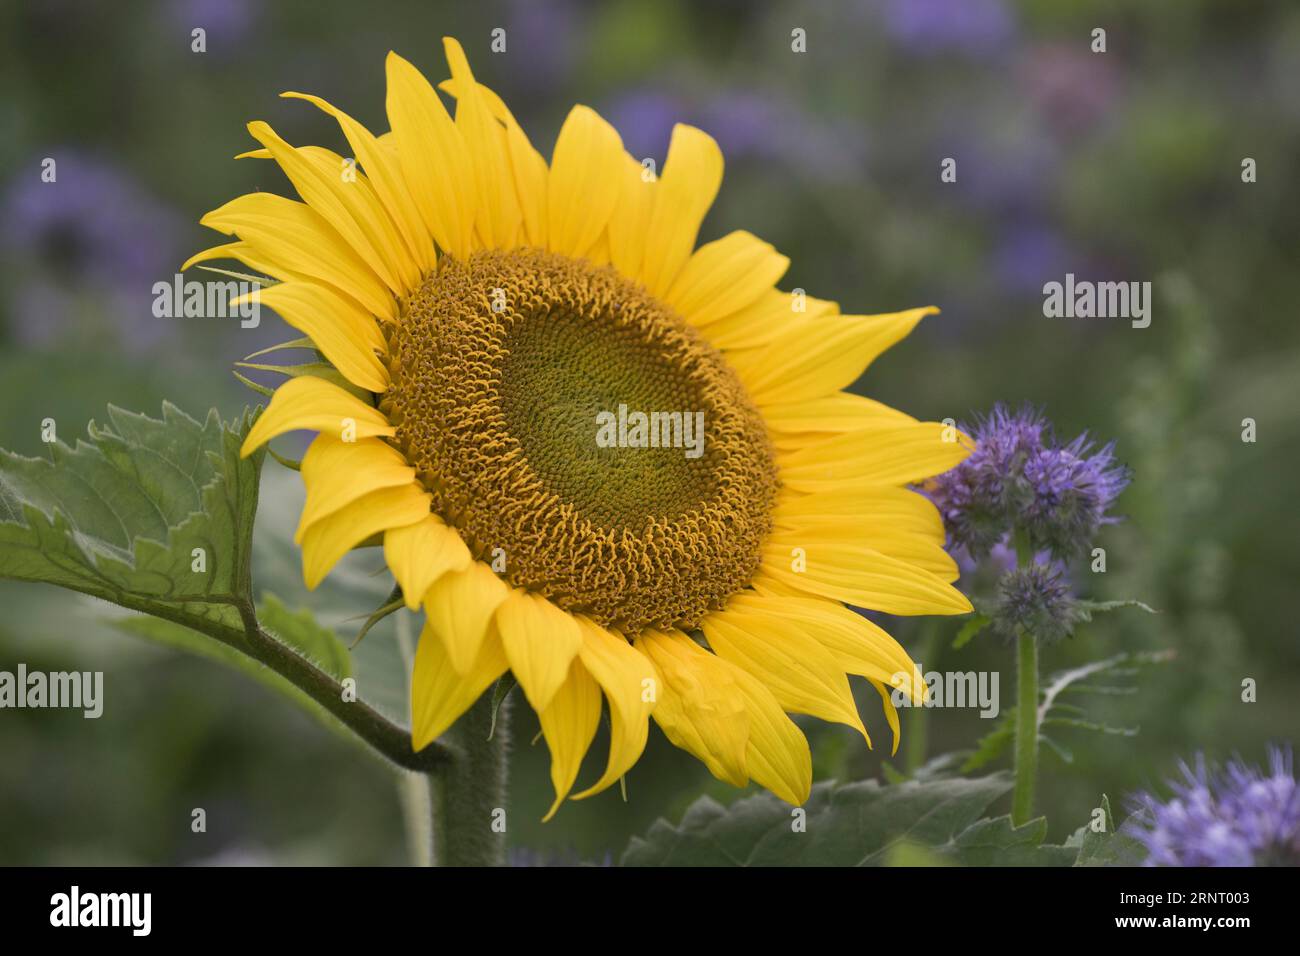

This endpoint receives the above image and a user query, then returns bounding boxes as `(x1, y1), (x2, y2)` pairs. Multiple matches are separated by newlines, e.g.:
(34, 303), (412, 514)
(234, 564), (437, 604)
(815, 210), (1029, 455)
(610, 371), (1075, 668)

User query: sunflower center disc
(384, 247), (778, 633)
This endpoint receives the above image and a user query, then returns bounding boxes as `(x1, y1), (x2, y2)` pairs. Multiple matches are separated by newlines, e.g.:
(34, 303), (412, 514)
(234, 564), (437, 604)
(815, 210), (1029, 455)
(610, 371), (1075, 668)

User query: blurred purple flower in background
(606, 90), (684, 160)
(608, 86), (867, 183)
(993, 221), (1074, 296)
(504, 0), (579, 91)
(1, 151), (183, 350)
(1022, 43), (1121, 137)
(167, 0), (257, 52)
(1132, 747), (1300, 866)
(882, 0), (1016, 58)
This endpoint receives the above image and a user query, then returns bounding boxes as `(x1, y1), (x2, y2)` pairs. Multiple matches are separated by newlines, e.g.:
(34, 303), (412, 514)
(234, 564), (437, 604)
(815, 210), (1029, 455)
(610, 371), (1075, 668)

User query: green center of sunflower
(382, 247), (778, 634)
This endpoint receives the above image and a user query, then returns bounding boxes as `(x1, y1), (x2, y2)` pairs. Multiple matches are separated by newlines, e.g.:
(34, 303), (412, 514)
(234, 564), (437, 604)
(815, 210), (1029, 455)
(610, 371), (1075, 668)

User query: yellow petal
(494, 590), (582, 712)
(240, 376), (395, 457)
(701, 287), (837, 351)
(761, 392), (918, 437)
(770, 525), (957, 582)
(727, 591), (922, 701)
(701, 608), (869, 743)
(538, 659), (602, 820)
(869, 679), (904, 756)
(296, 434), (415, 541)
(640, 124), (723, 296)
(757, 541), (972, 616)
(411, 622), (508, 750)
(665, 231), (789, 327)
(231, 282), (388, 393)
(436, 75), (551, 247)
(607, 153), (655, 282)
(199, 193), (395, 319)
(728, 308), (938, 405)
(637, 629), (811, 804)
(182, 240), (314, 287)
(300, 483), (430, 589)
(245, 121), (418, 294)
(546, 105), (624, 257)
(383, 514), (472, 609)
(727, 667), (813, 806)
(505, 118), (549, 247)
(442, 36), (521, 248)
(635, 629), (749, 788)
(777, 420), (972, 490)
(572, 617), (656, 799)
(281, 91), (436, 270)
(423, 561), (511, 674)
(775, 487), (944, 539)
(385, 51), (476, 260)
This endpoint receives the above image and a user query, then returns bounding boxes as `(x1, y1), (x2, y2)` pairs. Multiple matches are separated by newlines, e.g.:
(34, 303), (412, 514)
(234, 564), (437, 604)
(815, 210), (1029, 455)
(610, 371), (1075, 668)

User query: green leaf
(951, 613), (990, 650)
(258, 591), (352, 681)
(1039, 651), (1174, 730)
(1073, 598), (1158, 622)
(938, 815), (1079, 866)
(0, 403), (263, 630)
(1070, 794), (1148, 867)
(621, 773), (1015, 866)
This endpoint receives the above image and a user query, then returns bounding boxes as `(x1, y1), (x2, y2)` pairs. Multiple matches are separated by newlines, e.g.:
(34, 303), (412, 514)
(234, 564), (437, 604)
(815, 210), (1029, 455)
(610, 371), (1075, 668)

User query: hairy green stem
(430, 691), (511, 866)
(1012, 631), (1039, 825)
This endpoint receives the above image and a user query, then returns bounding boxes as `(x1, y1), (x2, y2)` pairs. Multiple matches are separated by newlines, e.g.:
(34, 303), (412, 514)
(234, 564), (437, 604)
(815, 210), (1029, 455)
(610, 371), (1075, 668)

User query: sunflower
(190, 37), (973, 818)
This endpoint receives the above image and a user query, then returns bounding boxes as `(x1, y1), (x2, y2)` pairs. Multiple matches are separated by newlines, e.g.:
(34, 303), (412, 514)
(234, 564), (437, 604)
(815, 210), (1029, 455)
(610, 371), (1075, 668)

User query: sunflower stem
(430, 692), (511, 866)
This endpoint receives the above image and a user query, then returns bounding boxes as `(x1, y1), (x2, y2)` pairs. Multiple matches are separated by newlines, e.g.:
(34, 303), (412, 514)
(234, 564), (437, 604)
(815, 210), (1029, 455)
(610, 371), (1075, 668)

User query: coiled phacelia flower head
(926, 403), (1130, 562)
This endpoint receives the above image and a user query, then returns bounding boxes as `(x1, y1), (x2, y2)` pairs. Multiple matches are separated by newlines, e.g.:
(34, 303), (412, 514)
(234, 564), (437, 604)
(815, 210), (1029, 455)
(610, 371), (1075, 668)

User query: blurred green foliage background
(1, 0), (1297, 864)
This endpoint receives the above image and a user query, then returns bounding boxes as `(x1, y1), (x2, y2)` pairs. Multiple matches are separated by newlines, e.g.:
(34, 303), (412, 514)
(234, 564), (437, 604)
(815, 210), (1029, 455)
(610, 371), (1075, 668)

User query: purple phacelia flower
(1022, 434), (1130, 560)
(991, 561), (1077, 644)
(882, 0), (1016, 59)
(1131, 747), (1300, 867)
(926, 403), (1129, 562)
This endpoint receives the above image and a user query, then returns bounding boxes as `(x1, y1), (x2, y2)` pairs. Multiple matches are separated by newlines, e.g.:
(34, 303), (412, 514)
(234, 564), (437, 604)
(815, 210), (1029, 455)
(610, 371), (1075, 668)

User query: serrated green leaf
(0, 403), (262, 629)
(258, 591), (352, 681)
(621, 773), (1014, 866)
(1071, 794), (1148, 866)
(938, 815), (1078, 866)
